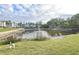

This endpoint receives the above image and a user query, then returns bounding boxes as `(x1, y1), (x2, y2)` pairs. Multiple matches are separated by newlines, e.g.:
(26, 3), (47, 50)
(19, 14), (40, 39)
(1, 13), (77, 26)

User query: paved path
(0, 28), (25, 40)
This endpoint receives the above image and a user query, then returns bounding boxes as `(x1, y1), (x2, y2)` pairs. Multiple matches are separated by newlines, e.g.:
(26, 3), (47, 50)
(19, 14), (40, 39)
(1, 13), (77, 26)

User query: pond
(16, 28), (79, 40)
(17, 30), (64, 39)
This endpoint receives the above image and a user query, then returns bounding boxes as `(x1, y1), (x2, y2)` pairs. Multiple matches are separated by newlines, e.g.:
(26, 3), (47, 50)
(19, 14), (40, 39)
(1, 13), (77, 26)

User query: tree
(47, 18), (61, 28)
(70, 14), (79, 28)
(41, 24), (49, 28)
(18, 22), (22, 27)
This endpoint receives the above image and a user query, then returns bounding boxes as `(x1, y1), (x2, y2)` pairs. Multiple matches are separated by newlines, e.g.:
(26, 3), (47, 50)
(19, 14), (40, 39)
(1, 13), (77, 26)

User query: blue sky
(0, 4), (77, 23)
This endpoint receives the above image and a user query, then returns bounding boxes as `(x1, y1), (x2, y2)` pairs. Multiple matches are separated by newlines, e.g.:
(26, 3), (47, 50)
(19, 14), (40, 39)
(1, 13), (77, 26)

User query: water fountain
(22, 22), (52, 39)
(36, 24), (51, 39)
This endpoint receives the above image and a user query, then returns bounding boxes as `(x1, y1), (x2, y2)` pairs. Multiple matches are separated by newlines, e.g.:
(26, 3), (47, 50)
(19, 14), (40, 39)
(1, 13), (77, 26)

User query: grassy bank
(0, 27), (17, 32)
(0, 33), (79, 55)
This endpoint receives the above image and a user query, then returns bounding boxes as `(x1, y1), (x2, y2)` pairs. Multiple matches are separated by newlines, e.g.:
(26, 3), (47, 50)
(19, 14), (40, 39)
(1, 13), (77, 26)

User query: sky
(0, 2), (79, 23)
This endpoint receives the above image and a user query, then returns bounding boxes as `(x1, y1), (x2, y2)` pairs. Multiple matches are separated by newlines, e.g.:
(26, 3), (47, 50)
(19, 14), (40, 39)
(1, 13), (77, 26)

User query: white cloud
(53, 0), (79, 14)
(0, 3), (78, 23)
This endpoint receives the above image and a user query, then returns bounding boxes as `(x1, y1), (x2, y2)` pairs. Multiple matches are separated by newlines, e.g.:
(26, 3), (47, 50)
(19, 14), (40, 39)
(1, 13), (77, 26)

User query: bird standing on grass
(9, 42), (15, 49)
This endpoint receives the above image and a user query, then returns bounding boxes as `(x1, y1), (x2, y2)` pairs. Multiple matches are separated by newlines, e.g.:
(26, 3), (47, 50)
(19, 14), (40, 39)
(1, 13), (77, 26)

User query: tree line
(42, 13), (79, 30)
(2, 13), (79, 29)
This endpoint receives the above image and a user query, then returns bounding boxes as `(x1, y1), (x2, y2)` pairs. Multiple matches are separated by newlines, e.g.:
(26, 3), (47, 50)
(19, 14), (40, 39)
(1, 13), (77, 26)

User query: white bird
(12, 43), (15, 49)
(9, 42), (15, 49)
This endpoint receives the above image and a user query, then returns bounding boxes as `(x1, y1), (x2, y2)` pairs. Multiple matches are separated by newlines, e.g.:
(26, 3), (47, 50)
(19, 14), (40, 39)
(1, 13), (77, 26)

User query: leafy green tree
(47, 18), (61, 28)
(70, 14), (79, 28)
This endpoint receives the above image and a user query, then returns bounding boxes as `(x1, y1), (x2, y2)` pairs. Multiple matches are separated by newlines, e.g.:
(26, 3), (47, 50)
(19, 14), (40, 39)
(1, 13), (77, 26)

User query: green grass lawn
(0, 34), (79, 55)
(0, 27), (17, 32)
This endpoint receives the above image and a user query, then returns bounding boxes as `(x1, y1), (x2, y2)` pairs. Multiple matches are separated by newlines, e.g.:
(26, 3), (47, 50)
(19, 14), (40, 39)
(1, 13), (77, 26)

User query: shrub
(0, 36), (20, 45)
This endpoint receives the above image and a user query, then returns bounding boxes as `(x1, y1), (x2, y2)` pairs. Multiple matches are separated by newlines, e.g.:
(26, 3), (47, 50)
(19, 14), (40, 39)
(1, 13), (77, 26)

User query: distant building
(11, 22), (18, 27)
(0, 21), (18, 28)
(0, 21), (6, 27)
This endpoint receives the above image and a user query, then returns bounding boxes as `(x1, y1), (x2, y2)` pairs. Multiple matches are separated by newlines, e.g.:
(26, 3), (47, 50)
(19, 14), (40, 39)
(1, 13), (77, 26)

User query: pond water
(17, 30), (64, 39)
(16, 28), (79, 40)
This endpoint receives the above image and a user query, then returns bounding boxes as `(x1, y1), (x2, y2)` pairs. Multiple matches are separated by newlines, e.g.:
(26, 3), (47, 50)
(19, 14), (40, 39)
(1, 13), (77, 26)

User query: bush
(0, 36), (20, 45)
